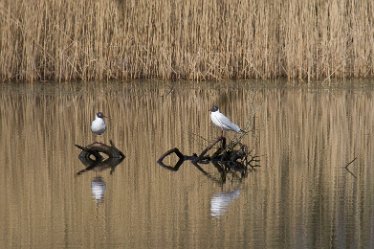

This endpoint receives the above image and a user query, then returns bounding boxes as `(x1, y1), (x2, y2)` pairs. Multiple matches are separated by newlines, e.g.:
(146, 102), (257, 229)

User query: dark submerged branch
(75, 140), (125, 175)
(157, 135), (260, 183)
(194, 136), (226, 163)
(157, 148), (185, 171)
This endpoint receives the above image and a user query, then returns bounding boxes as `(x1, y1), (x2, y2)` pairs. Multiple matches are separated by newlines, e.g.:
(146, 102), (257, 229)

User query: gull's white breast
(91, 118), (106, 135)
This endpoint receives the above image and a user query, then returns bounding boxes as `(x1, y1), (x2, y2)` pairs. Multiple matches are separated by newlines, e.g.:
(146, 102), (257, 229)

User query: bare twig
(344, 157), (358, 178)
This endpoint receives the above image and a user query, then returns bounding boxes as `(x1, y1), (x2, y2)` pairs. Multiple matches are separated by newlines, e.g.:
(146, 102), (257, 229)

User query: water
(1, 80), (374, 249)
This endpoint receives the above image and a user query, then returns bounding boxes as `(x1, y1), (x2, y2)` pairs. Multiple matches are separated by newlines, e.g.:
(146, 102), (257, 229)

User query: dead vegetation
(1, 0), (374, 82)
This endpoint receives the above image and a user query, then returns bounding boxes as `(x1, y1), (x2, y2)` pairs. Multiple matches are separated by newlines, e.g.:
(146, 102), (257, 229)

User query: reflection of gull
(91, 176), (106, 204)
(210, 189), (241, 217)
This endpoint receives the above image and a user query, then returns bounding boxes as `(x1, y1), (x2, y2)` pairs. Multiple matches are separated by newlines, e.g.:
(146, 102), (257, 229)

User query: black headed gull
(209, 105), (243, 135)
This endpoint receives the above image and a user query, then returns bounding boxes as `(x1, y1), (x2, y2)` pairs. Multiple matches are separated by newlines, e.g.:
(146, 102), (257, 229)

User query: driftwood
(75, 140), (125, 175)
(157, 136), (260, 183)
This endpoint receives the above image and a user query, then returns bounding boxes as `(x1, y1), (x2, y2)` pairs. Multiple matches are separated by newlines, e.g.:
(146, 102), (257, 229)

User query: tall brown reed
(0, 0), (373, 82)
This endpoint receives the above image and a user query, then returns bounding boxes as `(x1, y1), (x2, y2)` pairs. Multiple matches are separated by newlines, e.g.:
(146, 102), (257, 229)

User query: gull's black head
(210, 105), (219, 112)
(96, 112), (104, 118)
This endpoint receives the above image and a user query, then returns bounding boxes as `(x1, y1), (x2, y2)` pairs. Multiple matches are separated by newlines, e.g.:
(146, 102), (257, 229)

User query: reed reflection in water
(0, 81), (374, 248)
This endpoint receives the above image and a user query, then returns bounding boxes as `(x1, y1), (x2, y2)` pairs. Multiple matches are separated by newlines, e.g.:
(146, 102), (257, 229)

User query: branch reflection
(75, 140), (125, 204)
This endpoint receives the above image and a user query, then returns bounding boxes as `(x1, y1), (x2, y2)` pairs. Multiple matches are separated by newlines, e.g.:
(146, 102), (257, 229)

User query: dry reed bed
(0, 0), (373, 82)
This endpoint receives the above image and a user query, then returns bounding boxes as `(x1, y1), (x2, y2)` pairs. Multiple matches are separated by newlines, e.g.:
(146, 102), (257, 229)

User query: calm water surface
(1, 80), (374, 249)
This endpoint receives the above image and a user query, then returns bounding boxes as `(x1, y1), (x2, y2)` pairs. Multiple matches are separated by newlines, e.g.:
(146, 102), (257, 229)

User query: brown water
(1, 80), (374, 249)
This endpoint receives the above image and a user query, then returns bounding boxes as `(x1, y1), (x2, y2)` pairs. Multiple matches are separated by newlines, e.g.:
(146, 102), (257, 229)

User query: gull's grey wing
(217, 112), (241, 132)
